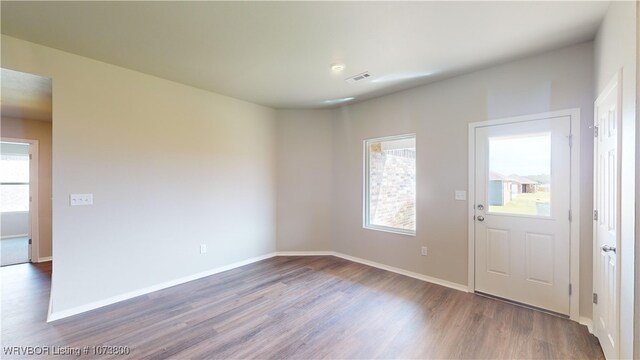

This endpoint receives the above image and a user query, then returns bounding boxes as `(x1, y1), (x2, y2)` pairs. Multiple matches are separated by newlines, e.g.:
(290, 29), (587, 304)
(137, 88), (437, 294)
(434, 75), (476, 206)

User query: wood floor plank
(1, 256), (603, 359)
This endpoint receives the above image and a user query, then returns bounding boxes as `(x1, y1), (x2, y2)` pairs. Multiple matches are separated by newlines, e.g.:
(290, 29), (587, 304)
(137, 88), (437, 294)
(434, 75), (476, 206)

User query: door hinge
(29, 154), (32, 160)
(28, 238), (32, 245)
(568, 210), (572, 222)
(594, 210), (598, 221)
(569, 284), (572, 296)
(593, 293), (598, 304)
(568, 135), (573, 148)
(594, 126), (599, 138)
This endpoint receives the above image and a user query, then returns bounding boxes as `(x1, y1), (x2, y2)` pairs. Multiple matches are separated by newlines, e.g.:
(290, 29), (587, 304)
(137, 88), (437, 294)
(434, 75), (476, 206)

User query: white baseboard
(579, 317), (594, 334)
(37, 256), (52, 263)
(332, 252), (469, 293)
(277, 251), (468, 293)
(275, 251), (334, 256)
(47, 252), (277, 322)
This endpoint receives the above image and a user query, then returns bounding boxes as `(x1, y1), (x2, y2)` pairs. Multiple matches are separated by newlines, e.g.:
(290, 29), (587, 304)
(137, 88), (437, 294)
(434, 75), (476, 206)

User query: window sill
(363, 224), (416, 237)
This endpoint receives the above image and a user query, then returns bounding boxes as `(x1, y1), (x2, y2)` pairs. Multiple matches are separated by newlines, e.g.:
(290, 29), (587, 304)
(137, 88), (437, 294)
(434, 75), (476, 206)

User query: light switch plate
(455, 190), (466, 201)
(70, 193), (93, 206)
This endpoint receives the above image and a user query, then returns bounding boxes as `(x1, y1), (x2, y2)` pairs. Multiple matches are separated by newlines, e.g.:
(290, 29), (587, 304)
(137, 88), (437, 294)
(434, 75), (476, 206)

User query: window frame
(363, 133), (416, 236)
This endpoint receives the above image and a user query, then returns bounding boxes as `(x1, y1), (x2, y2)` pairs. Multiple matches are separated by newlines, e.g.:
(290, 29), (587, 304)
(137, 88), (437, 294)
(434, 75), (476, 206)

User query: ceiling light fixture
(330, 63), (345, 72)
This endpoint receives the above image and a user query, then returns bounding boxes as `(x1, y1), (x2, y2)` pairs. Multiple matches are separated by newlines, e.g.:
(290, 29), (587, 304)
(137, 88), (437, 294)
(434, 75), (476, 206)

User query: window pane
(1, 184), (29, 212)
(0, 155), (30, 183)
(488, 133), (551, 216)
(368, 136), (416, 232)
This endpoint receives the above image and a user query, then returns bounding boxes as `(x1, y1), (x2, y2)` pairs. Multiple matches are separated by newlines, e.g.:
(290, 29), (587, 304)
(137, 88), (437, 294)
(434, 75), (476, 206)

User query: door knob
(477, 216), (485, 222)
(601, 245), (616, 253)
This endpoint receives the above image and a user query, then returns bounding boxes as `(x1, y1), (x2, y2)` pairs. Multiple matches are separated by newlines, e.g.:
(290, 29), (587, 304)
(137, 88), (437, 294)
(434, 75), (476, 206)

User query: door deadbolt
(477, 204), (484, 210)
(601, 245), (616, 253)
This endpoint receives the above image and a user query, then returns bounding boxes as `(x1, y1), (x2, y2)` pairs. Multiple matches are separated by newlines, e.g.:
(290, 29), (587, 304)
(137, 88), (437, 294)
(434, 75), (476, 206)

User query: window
(364, 134), (416, 235)
(488, 133), (551, 217)
(1, 143), (30, 212)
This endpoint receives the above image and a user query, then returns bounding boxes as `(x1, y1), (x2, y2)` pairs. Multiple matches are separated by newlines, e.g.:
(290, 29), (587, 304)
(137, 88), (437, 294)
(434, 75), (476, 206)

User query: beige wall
(330, 42), (595, 317)
(1, 35), (277, 317)
(595, 2), (637, 358)
(275, 109), (333, 252)
(1, 117), (53, 258)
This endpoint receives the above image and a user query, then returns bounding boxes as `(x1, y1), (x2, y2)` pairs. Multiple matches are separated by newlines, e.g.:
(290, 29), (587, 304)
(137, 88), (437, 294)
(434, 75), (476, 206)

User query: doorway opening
(467, 109), (582, 321)
(0, 68), (52, 267)
(0, 141), (35, 266)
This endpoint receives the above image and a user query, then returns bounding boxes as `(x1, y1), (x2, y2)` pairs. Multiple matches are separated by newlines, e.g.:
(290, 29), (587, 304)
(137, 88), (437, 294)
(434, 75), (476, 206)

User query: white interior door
(474, 116), (571, 315)
(593, 76), (620, 360)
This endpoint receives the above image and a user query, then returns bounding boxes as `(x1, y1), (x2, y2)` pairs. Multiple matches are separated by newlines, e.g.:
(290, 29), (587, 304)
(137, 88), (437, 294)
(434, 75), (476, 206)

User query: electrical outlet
(421, 246), (428, 256)
(200, 244), (207, 254)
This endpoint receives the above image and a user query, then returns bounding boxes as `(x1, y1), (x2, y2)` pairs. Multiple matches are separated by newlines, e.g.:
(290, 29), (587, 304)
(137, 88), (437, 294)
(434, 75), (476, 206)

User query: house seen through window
(364, 134), (416, 235)
(488, 133), (551, 216)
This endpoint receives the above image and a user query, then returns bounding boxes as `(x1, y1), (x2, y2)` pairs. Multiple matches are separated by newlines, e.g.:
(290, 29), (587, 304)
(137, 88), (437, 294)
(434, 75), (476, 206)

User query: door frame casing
(1, 137), (40, 262)
(467, 109), (581, 322)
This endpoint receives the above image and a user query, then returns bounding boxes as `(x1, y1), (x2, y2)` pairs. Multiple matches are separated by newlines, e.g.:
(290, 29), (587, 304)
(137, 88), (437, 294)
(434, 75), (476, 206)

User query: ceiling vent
(345, 71), (372, 83)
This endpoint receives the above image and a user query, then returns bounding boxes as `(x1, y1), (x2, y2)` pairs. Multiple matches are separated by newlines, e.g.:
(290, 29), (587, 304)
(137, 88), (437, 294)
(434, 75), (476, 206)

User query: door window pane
(488, 133), (551, 216)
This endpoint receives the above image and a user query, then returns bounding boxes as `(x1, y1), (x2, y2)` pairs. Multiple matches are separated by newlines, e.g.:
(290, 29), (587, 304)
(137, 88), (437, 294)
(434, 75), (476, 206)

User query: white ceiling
(0, 1), (609, 109)
(1, 68), (52, 122)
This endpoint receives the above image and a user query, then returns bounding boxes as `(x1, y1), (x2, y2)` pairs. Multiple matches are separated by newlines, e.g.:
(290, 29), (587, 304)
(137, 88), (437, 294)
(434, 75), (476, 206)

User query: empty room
(0, 1), (638, 359)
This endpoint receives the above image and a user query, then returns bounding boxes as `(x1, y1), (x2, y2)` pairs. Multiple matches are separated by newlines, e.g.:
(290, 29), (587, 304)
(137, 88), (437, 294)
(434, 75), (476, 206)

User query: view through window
(488, 133), (551, 216)
(365, 135), (416, 234)
(0, 142), (30, 213)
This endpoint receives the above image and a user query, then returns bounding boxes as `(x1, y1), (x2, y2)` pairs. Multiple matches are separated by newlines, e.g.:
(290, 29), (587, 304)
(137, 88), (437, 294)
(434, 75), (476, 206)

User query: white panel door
(474, 117), (571, 314)
(593, 77), (620, 360)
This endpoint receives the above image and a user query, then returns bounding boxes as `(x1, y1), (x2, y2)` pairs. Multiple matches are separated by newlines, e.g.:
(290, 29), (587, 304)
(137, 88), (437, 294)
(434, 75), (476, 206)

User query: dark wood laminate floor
(2, 256), (604, 359)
